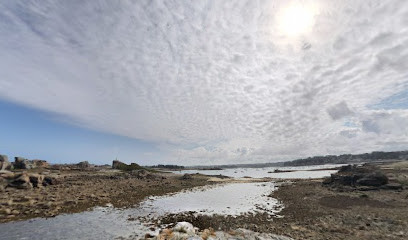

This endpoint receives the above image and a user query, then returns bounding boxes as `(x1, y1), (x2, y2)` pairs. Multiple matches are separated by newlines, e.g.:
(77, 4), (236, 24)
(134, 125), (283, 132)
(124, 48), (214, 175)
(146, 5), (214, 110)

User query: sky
(0, 0), (407, 166)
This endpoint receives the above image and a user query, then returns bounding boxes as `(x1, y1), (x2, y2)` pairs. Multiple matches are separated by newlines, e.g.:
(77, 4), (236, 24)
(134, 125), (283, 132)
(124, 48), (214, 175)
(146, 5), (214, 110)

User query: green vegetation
(116, 162), (144, 171)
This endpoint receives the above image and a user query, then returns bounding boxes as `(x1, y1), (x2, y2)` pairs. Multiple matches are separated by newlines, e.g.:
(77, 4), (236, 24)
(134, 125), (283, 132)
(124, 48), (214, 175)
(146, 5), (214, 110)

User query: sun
(278, 3), (317, 37)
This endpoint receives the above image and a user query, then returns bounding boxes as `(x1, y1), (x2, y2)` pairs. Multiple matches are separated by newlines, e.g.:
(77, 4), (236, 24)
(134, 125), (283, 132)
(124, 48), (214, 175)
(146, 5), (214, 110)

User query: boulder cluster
(0, 172), (55, 190)
(0, 154), (55, 191)
(147, 222), (293, 240)
(0, 154), (49, 171)
(323, 164), (403, 190)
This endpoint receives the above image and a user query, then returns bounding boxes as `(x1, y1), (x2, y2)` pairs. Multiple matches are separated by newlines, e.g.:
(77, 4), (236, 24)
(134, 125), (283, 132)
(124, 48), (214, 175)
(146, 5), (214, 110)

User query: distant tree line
(283, 151), (408, 166)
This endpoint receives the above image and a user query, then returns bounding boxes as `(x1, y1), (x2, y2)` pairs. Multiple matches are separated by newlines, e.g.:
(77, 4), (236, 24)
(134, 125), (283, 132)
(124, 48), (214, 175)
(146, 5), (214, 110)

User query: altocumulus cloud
(0, 0), (408, 165)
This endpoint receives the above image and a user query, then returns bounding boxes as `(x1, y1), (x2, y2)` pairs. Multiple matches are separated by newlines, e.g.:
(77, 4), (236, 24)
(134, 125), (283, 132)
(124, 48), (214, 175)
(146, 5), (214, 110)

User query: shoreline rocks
(322, 164), (403, 191)
(149, 222), (293, 240)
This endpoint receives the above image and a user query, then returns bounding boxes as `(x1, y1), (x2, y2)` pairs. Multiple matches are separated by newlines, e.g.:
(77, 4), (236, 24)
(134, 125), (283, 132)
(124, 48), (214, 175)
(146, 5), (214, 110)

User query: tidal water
(171, 164), (343, 179)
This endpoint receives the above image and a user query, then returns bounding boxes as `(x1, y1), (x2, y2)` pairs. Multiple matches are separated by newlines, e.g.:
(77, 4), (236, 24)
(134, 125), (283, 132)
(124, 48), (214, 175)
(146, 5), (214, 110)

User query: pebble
(2, 208), (11, 214)
(11, 209), (20, 215)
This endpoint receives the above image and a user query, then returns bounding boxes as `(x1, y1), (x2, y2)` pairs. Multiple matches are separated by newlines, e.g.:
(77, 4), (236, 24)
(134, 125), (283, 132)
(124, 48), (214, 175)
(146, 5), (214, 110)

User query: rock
(11, 209), (20, 215)
(356, 172), (388, 187)
(382, 183), (403, 190)
(130, 169), (161, 180)
(6, 173), (49, 188)
(31, 160), (49, 168)
(7, 173), (33, 189)
(14, 157), (32, 169)
(357, 186), (379, 191)
(323, 165), (389, 189)
(76, 161), (91, 169)
(186, 237), (202, 240)
(180, 174), (193, 180)
(133, 169), (149, 179)
(153, 223), (294, 240)
(2, 208), (11, 215)
(43, 176), (56, 186)
(144, 233), (155, 238)
(13, 157), (49, 169)
(29, 174), (45, 188)
(173, 222), (196, 235)
(0, 171), (15, 179)
(0, 154), (11, 171)
(112, 160), (123, 169)
(201, 228), (215, 239)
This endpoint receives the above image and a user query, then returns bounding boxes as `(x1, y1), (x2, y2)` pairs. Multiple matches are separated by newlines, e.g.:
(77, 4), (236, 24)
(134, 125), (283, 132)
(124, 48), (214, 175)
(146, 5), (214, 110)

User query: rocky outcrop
(31, 160), (49, 168)
(150, 222), (293, 240)
(112, 160), (143, 171)
(129, 169), (165, 180)
(13, 157), (49, 169)
(382, 183), (403, 190)
(356, 172), (388, 187)
(180, 173), (193, 180)
(3, 172), (56, 189)
(112, 160), (123, 169)
(323, 165), (390, 190)
(14, 157), (30, 169)
(29, 174), (45, 188)
(0, 155), (11, 171)
(7, 173), (33, 189)
(76, 161), (91, 169)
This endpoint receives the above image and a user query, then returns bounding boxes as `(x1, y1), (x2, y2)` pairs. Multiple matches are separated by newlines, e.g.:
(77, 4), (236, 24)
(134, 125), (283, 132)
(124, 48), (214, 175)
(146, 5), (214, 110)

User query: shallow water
(171, 164), (343, 178)
(0, 182), (279, 240)
(136, 181), (280, 216)
(0, 206), (151, 240)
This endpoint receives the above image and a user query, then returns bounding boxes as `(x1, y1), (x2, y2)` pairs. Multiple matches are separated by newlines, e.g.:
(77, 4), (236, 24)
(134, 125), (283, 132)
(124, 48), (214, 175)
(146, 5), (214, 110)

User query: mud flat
(0, 175), (284, 240)
(158, 162), (408, 240)
(0, 169), (215, 223)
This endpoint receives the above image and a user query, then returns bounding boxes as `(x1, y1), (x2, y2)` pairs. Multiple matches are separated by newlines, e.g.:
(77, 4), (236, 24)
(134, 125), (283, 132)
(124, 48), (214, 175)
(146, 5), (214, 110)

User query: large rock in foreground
(3, 172), (56, 189)
(149, 222), (293, 240)
(6, 173), (33, 189)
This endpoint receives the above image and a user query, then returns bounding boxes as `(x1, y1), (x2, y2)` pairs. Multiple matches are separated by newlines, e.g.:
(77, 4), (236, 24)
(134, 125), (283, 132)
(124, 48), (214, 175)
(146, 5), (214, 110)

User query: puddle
(136, 181), (280, 217)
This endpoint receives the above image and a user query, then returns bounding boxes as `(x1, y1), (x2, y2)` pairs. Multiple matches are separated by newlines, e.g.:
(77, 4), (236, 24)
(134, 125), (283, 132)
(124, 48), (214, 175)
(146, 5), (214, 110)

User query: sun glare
(278, 3), (317, 37)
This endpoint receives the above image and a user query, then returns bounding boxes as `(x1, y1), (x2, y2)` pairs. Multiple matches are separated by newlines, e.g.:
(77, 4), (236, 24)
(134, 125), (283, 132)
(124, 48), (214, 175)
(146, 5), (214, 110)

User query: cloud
(361, 110), (408, 135)
(0, 0), (408, 164)
(327, 101), (353, 120)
